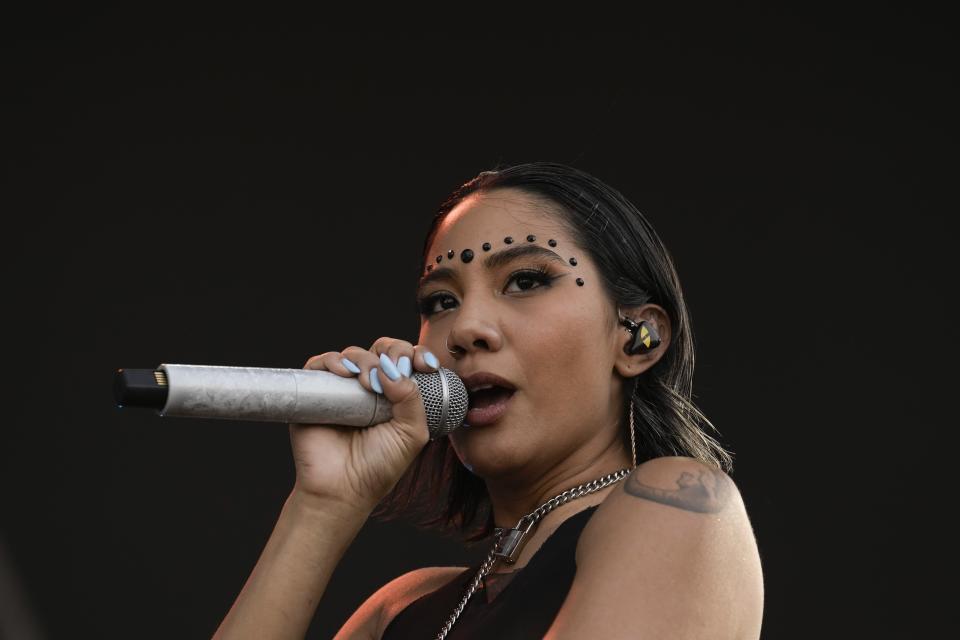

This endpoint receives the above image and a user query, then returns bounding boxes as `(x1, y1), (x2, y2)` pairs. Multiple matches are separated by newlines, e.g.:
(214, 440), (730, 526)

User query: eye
(418, 292), (459, 317)
(503, 266), (557, 293)
(417, 265), (560, 317)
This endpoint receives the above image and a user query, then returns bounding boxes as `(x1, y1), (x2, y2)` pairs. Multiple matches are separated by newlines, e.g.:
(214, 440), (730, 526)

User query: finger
(340, 346), (381, 372)
(412, 344), (441, 372)
(376, 351), (406, 383)
(370, 337), (411, 359)
(303, 352), (338, 371)
(370, 338), (415, 379)
(304, 351), (363, 377)
(340, 345), (379, 369)
(339, 346), (384, 393)
(375, 359), (429, 444)
(330, 347), (369, 377)
(382, 341), (415, 378)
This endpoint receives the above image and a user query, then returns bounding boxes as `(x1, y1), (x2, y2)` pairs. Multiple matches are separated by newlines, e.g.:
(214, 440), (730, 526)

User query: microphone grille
(413, 367), (468, 439)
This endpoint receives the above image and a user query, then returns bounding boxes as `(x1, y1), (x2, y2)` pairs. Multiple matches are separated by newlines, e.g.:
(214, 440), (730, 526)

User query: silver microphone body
(122, 364), (468, 439)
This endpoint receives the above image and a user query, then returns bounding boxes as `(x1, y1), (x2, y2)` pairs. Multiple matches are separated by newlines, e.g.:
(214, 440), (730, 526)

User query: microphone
(113, 364), (468, 440)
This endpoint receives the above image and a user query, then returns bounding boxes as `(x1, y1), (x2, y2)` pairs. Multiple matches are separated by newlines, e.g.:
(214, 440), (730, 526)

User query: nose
(446, 302), (503, 358)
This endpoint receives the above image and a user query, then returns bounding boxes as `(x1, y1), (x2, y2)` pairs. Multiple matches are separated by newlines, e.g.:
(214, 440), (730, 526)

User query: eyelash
(417, 265), (559, 317)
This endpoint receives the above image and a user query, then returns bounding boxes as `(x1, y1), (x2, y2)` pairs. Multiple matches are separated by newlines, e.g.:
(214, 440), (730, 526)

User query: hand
(289, 338), (442, 511)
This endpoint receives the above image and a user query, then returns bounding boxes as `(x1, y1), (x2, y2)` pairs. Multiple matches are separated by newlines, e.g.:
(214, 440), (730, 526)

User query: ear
(612, 303), (672, 379)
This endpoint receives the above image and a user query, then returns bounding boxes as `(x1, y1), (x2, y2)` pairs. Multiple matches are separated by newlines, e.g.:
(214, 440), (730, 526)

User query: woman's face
(417, 188), (628, 480)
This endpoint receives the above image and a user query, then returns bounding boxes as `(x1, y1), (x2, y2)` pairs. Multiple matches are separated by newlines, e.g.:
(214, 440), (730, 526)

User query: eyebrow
(417, 244), (567, 292)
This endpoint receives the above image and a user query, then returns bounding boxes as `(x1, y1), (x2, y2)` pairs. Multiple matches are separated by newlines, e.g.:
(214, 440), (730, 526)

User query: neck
(481, 434), (631, 573)
(485, 429), (632, 529)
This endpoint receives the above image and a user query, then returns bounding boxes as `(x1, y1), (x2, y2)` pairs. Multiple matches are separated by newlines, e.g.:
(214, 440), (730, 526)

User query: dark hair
(374, 162), (733, 540)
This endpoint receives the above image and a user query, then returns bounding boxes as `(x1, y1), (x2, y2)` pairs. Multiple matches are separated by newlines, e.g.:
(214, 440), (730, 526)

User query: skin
(213, 187), (764, 640)
(546, 456), (764, 639)
(416, 188), (660, 527)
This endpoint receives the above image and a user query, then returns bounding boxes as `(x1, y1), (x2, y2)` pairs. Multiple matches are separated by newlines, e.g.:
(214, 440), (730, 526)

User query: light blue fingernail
(370, 368), (383, 394)
(379, 353), (402, 381)
(424, 351), (439, 369)
(398, 355), (412, 377)
(341, 357), (361, 374)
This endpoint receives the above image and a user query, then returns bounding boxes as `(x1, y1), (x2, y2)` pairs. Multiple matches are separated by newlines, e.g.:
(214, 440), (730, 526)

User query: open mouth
(468, 386), (515, 408)
(465, 386), (516, 427)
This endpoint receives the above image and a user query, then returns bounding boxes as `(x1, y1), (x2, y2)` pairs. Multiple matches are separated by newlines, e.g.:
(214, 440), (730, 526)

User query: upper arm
(545, 457), (764, 640)
(333, 566), (466, 640)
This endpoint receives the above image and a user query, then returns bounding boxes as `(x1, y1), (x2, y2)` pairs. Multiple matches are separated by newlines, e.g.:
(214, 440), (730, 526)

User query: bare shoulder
(550, 456), (763, 638)
(334, 566), (467, 640)
(581, 455), (749, 549)
(620, 455), (739, 514)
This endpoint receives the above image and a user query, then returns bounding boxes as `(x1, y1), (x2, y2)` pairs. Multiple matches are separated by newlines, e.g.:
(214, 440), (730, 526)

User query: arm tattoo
(624, 467), (733, 514)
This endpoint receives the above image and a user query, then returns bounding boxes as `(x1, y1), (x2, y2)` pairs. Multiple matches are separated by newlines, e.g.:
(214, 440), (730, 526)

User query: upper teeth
(471, 384), (495, 392)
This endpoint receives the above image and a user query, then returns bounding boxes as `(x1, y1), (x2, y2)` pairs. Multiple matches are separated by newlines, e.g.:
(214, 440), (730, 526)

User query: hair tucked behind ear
(373, 162), (733, 541)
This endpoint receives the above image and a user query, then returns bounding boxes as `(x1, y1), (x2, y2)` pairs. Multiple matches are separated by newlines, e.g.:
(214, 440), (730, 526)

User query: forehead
(428, 189), (571, 252)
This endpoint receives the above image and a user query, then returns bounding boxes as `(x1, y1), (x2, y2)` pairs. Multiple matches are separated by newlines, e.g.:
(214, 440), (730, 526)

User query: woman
(213, 163), (765, 639)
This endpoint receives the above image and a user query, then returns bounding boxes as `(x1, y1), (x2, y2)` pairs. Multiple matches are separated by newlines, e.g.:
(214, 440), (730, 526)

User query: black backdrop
(2, 10), (953, 639)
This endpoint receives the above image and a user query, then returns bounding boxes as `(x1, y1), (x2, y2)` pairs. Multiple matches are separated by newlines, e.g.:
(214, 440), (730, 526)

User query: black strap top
(382, 506), (599, 639)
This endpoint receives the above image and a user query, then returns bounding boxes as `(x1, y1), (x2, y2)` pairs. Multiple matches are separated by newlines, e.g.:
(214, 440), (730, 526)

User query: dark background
(2, 9), (953, 639)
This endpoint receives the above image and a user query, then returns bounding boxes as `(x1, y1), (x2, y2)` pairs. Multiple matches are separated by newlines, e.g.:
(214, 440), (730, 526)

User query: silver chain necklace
(433, 467), (631, 640)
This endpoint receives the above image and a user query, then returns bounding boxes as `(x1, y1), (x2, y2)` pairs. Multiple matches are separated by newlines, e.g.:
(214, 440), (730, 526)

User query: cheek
(513, 294), (613, 415)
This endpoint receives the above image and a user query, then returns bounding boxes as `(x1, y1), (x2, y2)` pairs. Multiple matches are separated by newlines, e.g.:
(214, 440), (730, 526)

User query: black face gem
(569, 257), (578, 266)
(436, 255), (442, 263)
(461, 248), (474, 263)
(504, 236), (514, 244)
(548, 239), (557, 247)
(482, 242), (491, 251)
(576, 278), (584, 286)
(526, 234), (536, 242)
(447, 249), (455, 259)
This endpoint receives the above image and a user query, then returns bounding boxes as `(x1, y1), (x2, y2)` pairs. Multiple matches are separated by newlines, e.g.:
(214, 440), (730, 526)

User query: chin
(450, 421), (537, 478)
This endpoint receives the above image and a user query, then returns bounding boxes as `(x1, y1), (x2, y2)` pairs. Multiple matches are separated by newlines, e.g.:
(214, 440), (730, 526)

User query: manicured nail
(423, 351), (439, 369)
(370, 368), (383, 394)
(340, 357), (361, 374)
(379, 353), (401, 381)
(398, 355), (412, 377)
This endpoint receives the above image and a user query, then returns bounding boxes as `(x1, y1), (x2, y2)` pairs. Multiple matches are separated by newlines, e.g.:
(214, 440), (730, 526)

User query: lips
(469, 385), (512, 405)
(465, 389), (514, 427)
(461, 371), (517, 393)
(460, 371), (517, 428)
